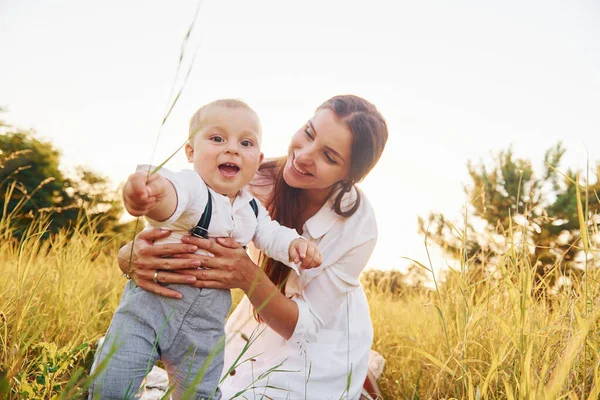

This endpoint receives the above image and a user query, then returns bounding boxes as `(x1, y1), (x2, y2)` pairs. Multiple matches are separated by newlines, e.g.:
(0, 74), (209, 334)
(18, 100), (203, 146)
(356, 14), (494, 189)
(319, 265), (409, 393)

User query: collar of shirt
(304, 186), (359, 239)
(207, 186), (254, 211)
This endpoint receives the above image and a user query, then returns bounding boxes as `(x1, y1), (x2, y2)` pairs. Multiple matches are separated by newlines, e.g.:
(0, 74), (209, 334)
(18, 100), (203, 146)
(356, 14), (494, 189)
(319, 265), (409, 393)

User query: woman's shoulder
(246, 159), (278, 203)
(343, 186), (377, 226)
(352, 187), (378, 237)
(321, 186), (377, 242)
(246, 174), (273, 204)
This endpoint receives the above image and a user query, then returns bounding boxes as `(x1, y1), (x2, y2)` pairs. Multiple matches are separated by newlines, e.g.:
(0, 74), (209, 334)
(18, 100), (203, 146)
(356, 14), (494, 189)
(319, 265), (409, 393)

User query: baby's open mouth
(218, 163), (240, 177)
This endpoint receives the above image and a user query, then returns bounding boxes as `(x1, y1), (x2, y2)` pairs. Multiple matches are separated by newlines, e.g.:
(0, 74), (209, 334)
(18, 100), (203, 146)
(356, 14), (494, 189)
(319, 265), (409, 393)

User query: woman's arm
(238, 265), (300, 340)
(286, 238), (376, 343)
(117, 228), (202, 299)
(178, 234), (376, 341)
(178, 236), (300, 339)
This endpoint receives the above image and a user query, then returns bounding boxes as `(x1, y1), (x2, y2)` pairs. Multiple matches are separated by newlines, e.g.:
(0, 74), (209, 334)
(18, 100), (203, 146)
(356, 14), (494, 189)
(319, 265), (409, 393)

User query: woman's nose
(295, 145), (316, 164)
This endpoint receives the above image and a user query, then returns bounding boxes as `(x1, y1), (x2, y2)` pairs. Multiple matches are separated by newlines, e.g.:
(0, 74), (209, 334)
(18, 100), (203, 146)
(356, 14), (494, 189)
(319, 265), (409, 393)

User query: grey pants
(89, 281), (231, 400)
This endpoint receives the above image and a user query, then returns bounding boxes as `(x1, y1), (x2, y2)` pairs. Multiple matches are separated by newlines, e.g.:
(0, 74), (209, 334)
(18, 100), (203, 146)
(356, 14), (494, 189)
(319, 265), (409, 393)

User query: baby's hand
(289, 238), (322, 269)
(123, 171), (167, 216)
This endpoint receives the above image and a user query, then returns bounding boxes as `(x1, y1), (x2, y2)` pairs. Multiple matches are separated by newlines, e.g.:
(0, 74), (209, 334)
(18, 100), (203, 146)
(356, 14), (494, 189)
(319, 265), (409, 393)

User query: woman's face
(283, 108), (353, 191)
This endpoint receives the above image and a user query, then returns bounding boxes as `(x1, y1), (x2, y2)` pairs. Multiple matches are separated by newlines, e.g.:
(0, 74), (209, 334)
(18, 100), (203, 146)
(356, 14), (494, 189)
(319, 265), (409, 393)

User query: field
(1, 215), (600, 399)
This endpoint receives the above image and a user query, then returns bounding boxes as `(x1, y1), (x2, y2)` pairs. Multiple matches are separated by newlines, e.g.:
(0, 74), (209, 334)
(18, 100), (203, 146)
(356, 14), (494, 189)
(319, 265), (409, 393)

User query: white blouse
(220, 186), (377, 400)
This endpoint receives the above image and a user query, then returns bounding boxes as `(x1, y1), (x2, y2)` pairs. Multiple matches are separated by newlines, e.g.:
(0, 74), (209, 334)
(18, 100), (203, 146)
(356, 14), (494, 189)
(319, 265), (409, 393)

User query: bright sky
(1, 0), (599, 273)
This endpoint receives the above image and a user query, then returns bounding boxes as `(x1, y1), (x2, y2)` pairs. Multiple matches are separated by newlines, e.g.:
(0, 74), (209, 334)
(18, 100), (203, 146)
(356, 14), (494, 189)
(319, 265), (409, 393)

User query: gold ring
(153, 271), (160, 283)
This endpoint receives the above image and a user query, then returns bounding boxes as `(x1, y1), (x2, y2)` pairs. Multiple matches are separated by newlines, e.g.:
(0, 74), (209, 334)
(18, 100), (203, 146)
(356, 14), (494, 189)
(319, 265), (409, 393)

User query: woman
(118, 95), (388, 399)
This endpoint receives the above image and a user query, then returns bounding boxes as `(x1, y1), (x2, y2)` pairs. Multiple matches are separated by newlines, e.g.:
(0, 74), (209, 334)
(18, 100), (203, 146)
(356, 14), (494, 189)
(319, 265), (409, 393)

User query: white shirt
(221, 186), (377, 400)
(138, 166), (301, 268)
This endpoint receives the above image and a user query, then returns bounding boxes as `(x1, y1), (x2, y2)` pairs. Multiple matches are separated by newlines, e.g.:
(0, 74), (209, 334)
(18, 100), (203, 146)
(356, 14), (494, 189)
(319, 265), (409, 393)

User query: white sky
(1, 0), (599, 273)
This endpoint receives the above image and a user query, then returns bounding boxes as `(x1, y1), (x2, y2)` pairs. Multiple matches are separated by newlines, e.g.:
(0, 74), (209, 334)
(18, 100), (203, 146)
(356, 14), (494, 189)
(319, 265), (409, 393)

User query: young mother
(118, 95), (388, 399)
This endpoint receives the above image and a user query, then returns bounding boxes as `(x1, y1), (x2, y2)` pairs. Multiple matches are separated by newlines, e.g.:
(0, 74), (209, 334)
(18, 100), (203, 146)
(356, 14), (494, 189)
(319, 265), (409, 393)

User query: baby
(90, 99), (321, 400)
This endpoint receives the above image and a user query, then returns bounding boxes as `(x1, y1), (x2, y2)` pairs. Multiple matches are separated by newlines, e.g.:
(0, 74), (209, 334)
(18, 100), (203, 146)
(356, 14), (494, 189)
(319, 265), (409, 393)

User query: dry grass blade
(575, 172), (590, 253)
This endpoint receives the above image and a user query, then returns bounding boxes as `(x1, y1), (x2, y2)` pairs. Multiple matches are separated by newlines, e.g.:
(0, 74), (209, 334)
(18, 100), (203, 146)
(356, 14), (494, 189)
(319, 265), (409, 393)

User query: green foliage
(0, 118), (136, 241)
(14, 342), (91, 399)
(419, 143), (600, 286)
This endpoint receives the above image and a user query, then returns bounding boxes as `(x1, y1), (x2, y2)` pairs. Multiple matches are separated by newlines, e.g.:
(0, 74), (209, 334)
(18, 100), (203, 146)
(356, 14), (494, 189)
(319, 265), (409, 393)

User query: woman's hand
(177, 235), (300, 339)
(118, 228), (202, 298)
(176, 236), (260, 293)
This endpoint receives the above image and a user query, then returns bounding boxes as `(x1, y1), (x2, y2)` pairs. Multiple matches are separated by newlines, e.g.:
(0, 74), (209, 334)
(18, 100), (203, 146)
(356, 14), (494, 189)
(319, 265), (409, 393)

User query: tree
(419, 143), (600, 286)
(0, 118), (134, 240)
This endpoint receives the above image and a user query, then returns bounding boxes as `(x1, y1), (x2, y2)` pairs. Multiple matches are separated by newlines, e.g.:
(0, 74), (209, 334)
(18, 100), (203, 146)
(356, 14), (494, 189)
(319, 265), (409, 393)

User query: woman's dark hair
(251, 95), (389, 300)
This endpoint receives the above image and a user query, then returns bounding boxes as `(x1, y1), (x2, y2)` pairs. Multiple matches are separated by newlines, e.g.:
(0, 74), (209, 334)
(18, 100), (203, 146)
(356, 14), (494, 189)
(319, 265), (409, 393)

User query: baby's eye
(240, 140), (253, 147)
(210, 136), (224, 143)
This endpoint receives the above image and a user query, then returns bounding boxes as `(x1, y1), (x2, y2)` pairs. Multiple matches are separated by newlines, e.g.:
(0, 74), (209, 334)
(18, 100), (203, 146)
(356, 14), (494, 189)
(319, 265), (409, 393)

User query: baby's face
(185, 105), (263, 198)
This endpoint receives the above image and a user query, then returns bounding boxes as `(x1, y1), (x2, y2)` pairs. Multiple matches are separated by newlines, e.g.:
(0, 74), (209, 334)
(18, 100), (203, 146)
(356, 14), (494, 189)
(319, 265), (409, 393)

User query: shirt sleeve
(251, 200), (302, 272)
(288, 235), (377, 345)
(136, 166), (207, 228)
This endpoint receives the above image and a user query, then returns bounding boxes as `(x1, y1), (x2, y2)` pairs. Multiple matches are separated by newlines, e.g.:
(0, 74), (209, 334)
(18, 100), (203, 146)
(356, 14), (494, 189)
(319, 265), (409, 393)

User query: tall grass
(368, 261), (600, 398)
(0, 213), (125, 398)
(1, 194), (599, 398)
(366, 202), (600, 398)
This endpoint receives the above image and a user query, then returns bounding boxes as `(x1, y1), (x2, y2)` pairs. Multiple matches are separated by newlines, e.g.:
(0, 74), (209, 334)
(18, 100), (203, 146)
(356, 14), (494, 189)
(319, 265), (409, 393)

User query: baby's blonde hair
(188, 99), (261, 140)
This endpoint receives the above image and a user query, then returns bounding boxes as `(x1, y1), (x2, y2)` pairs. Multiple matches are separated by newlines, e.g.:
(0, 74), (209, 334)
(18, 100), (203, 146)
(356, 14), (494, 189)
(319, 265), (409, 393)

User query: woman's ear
(185, 142), (194, 163)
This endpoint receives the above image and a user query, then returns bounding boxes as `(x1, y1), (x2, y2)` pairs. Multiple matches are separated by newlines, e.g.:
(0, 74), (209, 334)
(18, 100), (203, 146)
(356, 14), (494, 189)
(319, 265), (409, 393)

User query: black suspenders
(190, 188), (259, 238)
(249, 198), (259, 218)
(190, 189), (213, 238)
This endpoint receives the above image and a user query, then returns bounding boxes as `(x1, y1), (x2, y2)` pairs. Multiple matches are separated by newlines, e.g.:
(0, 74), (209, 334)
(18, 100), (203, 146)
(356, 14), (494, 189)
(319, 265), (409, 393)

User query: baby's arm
(123, 171), (177, 222)
(252, 201), (322, 270)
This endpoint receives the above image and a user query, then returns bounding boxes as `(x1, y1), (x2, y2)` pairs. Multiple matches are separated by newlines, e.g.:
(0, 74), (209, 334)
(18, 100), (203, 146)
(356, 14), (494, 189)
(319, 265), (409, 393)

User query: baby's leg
(163, 288), (232, 400)
(89, 282), (160, 399)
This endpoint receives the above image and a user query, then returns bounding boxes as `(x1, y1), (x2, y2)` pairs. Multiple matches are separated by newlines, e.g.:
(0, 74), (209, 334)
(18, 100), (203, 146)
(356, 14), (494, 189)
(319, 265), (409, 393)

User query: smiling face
(185, 104), (263, 198)
(283, 108), (353, 195)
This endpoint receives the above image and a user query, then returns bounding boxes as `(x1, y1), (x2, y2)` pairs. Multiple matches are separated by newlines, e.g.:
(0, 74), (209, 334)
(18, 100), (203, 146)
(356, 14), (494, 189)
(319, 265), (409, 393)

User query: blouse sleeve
(287, 235), (377, 345)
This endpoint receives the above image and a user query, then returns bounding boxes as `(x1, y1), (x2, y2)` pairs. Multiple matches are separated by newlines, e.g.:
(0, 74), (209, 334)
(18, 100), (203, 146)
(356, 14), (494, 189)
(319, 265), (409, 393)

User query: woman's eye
(304, 128), (314, 140)
(210, 136), (224, 143)
(324, 153), (337, 164)
(241, 140), (252, 147)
